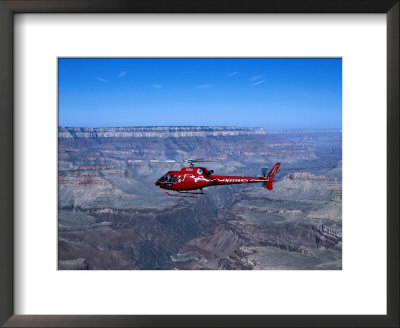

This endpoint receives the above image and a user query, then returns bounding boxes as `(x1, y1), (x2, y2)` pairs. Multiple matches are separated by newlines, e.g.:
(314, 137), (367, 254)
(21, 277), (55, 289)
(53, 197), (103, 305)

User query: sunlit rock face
(58, 126), (342, 270)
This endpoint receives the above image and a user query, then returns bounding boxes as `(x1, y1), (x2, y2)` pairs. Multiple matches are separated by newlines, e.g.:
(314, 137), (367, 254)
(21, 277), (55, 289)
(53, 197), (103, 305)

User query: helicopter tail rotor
(261, 167), (268, 177)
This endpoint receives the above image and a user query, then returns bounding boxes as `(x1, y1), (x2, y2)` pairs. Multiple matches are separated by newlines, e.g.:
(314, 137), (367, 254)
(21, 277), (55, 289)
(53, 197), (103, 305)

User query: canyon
(58, 126), (342, 270)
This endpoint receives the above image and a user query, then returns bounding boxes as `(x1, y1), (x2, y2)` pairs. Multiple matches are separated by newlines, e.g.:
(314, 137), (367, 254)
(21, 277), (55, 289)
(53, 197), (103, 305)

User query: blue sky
(58, 58), (341, 129)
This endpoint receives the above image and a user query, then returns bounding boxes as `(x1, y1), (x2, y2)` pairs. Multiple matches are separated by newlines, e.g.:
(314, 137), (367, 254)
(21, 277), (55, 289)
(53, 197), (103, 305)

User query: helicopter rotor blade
(184, 158), (207, 162)
(190, 160), (218, 163)
(182, 158), (218, 166)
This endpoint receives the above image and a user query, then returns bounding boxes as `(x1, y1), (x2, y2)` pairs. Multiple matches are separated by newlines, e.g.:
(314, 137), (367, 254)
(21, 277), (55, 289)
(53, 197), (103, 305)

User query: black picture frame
(0, 1), (398, 327)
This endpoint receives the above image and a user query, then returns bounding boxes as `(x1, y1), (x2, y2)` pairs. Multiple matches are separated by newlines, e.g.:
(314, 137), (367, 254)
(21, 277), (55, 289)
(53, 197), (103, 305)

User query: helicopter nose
(155, 181), (160, 186)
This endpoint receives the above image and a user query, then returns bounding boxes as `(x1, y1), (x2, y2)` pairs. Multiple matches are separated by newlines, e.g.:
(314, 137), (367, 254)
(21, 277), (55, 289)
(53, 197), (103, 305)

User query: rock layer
(58, 126), (342, 270)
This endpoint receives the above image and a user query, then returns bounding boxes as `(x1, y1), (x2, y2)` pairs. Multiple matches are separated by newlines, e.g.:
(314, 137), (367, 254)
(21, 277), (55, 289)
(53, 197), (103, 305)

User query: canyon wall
(58, 126), (342, 270)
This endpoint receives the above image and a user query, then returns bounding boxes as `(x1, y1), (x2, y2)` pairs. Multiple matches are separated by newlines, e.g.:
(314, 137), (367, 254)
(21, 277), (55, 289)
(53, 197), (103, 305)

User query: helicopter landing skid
(165, 190), (205, 198)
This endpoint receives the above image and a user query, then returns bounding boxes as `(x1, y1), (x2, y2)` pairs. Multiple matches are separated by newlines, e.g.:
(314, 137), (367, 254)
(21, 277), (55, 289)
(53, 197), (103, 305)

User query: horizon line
(58, 125), (342, 130)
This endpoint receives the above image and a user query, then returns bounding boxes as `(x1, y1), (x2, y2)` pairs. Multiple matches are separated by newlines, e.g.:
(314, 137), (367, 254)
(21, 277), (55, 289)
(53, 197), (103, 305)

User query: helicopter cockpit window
(166, 175), (176, 183)
(158, 175), (166, 182)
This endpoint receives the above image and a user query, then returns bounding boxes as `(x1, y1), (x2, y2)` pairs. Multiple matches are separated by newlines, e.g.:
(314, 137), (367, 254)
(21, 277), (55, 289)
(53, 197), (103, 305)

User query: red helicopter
(155, 159), (281, 196)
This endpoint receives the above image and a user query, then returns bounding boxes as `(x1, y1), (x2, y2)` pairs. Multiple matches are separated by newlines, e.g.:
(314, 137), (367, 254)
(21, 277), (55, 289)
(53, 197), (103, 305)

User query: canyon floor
(58, 127), (342, 270)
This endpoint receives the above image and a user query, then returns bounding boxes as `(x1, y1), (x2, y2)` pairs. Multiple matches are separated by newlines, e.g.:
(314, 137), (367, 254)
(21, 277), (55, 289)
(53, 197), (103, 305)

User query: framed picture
(0, 0), (398, 327)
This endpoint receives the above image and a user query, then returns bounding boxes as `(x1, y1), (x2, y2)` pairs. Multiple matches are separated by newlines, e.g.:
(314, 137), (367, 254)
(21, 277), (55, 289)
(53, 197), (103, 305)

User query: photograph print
(58, 58), (342, 270)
